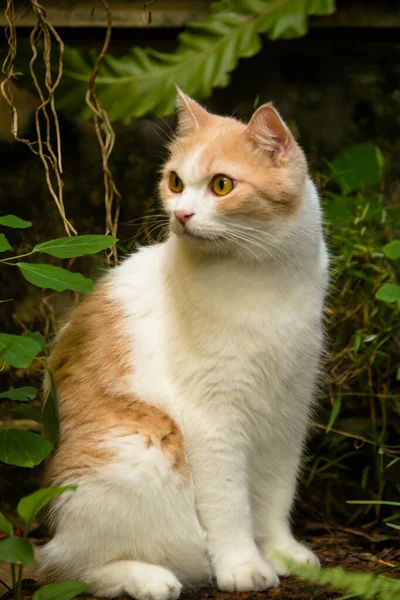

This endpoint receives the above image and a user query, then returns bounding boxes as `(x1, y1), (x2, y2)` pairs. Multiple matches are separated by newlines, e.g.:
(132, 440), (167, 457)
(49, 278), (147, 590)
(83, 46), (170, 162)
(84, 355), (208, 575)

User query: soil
(0, 528), (398, 600)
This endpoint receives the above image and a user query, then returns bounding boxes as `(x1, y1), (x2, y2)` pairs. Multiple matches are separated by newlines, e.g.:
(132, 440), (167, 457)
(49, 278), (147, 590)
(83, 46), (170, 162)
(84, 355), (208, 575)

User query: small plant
(0, 215), (116, 599)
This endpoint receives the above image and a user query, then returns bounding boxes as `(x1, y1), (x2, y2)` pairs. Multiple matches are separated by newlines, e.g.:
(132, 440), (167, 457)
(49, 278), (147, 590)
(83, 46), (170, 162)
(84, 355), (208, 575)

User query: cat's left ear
(245, 103), (293, 160)
(176, 87), (211, 135)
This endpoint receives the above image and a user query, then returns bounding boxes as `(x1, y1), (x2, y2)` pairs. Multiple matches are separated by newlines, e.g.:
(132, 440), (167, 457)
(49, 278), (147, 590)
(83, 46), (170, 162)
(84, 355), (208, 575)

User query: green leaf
(0, 429), (52, 467)
(17, 263), (93, 294)
(18, 487), (75, 530)
(0, 334), (41, 368)
(0, 512), (13, 537)
(26, 331), (47, 351)
(0, 233), (11, 252)
(382, 239), (400, 260)
(11, 404), (43, 423)
(42, 382), (59, 445)
(330, 143), (384, 194)
(33, 580), (89, 600)
(0, 214), (32, 228)
(0, 536), (35, 565)
(25, 0), (335, 122)
(0, 386), (37, 401)
(375, 283), (400, 304)
(326, 397), (342, 433)
(34, 235), (117, 258)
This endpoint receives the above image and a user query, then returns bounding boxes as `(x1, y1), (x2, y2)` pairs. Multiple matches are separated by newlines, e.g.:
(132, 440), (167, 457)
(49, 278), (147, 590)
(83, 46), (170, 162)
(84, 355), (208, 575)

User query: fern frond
(291, 562), (400, 600)
(53, 0), (335, 122)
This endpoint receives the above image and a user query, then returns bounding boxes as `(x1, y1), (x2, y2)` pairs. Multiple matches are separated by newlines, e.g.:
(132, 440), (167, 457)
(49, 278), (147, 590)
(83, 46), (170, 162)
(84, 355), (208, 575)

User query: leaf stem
(0, 251), (34, 263)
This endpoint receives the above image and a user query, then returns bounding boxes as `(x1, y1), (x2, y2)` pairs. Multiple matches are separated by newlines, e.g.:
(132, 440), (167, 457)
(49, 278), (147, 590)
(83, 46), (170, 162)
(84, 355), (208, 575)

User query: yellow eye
(211, 174), (234, 196)
(169, 171), (184, 193)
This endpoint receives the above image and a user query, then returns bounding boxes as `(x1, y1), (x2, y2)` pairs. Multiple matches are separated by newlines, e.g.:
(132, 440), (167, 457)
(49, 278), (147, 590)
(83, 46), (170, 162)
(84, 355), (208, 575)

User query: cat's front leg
(251, 443), (320, 576)
(186, 420), (279, 592)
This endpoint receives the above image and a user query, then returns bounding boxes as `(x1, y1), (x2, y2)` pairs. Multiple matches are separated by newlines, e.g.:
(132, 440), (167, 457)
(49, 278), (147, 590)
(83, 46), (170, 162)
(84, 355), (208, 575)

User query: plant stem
(11, 564), (16, 590)
(0, 250), (34, 263)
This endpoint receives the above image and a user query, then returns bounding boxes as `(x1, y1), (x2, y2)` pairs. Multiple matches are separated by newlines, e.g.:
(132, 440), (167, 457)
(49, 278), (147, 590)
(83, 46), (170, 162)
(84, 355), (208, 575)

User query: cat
(36, 90), (329, 600)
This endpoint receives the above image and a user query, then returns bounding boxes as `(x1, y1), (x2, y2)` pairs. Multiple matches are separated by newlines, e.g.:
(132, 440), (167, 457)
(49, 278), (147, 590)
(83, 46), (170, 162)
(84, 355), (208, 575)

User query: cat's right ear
(176, 87), (211, 135)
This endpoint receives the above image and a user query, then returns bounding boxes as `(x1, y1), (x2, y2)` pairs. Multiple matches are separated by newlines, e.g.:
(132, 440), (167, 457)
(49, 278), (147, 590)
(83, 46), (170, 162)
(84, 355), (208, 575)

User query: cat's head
(159, 90), (308, 261)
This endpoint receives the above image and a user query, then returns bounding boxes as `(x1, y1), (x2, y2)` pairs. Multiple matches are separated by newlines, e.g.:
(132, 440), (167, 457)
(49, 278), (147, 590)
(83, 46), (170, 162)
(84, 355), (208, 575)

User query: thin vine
(85, 0), (121, 265)
(1, 0), (76, 236)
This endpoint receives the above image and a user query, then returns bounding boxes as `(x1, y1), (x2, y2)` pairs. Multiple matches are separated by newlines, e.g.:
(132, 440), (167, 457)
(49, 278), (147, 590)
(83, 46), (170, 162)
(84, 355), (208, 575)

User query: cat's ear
(176, 87), (211, 134)
(245, 103), (293, 160)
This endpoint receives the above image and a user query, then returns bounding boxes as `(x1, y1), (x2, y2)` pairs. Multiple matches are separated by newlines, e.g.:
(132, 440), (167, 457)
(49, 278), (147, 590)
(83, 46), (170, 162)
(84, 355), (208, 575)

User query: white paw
(266, 541), (320, 577)
(217, 557), (279, 592)
(126, 565), (182, 600)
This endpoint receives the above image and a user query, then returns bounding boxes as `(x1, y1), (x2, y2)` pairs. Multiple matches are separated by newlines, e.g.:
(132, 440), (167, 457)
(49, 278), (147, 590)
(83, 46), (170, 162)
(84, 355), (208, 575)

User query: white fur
(37, 171), (328, 597)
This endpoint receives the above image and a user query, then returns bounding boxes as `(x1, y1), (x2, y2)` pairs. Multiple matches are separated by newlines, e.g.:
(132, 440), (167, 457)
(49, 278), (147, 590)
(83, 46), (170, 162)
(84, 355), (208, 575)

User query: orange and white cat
(37, 91), (329, 599)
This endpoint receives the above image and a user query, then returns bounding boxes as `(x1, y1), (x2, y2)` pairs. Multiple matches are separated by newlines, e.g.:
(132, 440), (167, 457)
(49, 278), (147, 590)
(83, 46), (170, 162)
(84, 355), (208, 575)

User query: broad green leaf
(330, 143), (384, 194)
(0, 214), (32, 228)
(375, 283), (400, 304)
(26, 331), (47, 351)
(18, 487), (75, 529)
(326, 397), (341, 432)
(0, 429), (52, 467)
(0, 386), (37, 401)
(0, 512), (13, 537)
(0, 333), (41, 368)
(12, 404), (43, 422)
(42, 382), (59, 445)
(18, 0), (336, 122)
(33, 580), (89, 600)
(0, 233), (11, 252)
(34, 235), (117, 258)
(17, 263), (93, 293)
(0, 536), (35, 565)
(382, 239), (400, 260)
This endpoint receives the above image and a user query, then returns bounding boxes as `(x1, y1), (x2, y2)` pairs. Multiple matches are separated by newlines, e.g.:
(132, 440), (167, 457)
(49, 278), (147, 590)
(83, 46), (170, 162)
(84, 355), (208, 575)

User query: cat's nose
(173, 210), (195, 226)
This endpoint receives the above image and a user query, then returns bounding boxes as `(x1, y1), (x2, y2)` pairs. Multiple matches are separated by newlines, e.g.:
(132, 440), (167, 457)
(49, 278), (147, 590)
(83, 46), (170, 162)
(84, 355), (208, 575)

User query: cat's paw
(265, 541), (320, 577)
(217, 557), (279, 592)
(126, 565), (182, 600)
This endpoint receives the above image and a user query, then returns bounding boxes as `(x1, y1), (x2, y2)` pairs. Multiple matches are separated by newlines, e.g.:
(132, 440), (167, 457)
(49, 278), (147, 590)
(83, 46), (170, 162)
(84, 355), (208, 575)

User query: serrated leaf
(18, 487), (75, 530)
(33, 580), (89, 600)
(375, 283), (400, 304)
(17, 263), (93, 293)
(0, 512), (13, 537)
(0, 334), (41, 368)
(0, 429), (52, 467)
(34, 235), (117, 258)
(0, 536), (35, 565)
(330, 143), (384, 194)
(0, 214), (32, 228)
(20, 0), (336, 122)
(382, 240), (400, 260)
(0, 386), (37, 401)
(0, 233), (11, 252)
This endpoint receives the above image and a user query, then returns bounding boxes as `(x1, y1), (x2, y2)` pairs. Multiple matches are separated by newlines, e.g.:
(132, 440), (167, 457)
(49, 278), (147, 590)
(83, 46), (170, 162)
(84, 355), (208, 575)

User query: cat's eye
(169, 171), (184, 193)
(211, 174), (235, 196)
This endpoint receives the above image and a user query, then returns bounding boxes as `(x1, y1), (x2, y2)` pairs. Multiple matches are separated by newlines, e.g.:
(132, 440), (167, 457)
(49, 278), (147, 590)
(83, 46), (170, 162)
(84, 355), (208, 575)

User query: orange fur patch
(161, 112), (307, 219)
(44, 284), (188, 485)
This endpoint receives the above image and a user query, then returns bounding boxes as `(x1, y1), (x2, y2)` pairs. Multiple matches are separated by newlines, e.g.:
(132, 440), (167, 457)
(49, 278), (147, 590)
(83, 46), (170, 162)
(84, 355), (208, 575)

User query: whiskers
(211, 222), (289, 264)
(120, 212), (171, 246)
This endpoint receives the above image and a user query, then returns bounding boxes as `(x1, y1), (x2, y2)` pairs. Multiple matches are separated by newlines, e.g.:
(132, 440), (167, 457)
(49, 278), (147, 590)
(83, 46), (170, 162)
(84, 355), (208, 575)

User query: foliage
(0, 221), (115, 598)
(0, 489), (87, 600)
(303, 143), (400, 524)
(290, 558), (400, 600)
(16, 0), (336, 122)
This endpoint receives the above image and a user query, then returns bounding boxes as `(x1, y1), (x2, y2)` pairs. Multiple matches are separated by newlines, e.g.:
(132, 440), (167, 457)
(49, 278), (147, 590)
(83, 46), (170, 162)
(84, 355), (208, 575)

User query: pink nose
(173, 210), (195, 226)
